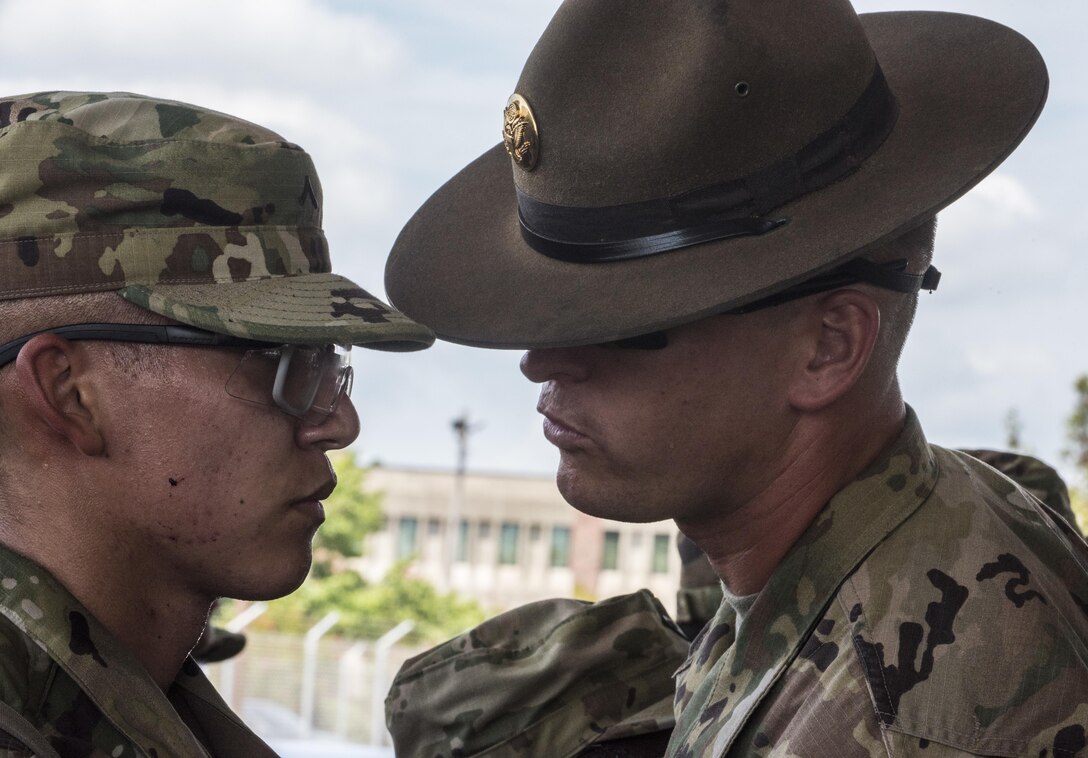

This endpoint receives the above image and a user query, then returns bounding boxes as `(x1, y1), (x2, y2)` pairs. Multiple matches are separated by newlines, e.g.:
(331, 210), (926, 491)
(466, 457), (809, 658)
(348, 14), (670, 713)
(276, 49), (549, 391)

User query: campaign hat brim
(385, 12), (1047, 349)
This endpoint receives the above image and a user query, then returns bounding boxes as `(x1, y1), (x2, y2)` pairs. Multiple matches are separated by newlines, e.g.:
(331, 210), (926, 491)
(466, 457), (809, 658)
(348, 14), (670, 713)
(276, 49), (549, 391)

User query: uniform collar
(0, 544), (274, 757)
(670, 407), (939, 757)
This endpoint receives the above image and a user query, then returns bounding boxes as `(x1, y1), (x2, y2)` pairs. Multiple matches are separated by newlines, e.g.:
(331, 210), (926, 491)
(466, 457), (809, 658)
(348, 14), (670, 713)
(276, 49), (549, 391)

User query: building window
(397, 517), (418, 560)
(427, 517), (442, 536)
(550, 527), (571, 567)
(652, 533), (670, 574)
(499, 522), (519, 565)
(456, 519), (470, 562)
(602, 531), (620, 570)
(478, 521), (491, 539)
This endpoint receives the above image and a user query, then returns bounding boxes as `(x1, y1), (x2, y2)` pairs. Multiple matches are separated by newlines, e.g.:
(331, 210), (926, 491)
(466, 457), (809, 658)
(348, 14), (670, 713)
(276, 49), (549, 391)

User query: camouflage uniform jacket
(0, 543), (276, 757)
(669, 410), (1088, 757)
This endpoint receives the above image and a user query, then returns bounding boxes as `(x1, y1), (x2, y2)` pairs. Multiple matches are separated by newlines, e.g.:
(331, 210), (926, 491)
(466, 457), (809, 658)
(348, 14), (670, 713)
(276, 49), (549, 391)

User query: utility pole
(445, 413), (480, 585)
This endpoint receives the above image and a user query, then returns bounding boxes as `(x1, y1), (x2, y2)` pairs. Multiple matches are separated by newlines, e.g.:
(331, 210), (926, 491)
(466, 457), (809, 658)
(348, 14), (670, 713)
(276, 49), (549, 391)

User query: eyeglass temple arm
(0, 323), (268, 368)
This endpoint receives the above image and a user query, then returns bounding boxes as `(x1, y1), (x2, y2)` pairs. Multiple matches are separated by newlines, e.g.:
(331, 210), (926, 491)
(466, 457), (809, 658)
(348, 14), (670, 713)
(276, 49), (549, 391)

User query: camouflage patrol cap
(385, 590), (686, 757)
(0, 91), (433, 350)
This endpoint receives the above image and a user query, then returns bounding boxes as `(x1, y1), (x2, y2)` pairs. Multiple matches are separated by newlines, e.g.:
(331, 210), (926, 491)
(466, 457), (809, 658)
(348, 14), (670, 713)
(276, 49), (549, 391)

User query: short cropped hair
(0, 293), (171, 368)
(862, 216), (938, 367)
(0, 293), (173, 462)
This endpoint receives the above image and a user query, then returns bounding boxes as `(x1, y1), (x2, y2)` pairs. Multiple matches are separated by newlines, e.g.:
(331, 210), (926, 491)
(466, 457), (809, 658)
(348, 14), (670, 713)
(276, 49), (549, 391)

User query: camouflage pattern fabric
(962, 448), (1079, 533)
(0, 542), (277, 757)
(676, 448), (1082, 640)
(0, 91), (433, 350)
(385, 590), (688, 757)
(670, 408), (1088, 757)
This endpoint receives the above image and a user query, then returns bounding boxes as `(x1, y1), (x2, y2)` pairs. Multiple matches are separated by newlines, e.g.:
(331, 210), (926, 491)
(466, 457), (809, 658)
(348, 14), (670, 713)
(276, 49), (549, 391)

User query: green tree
(1066, 375), (1088, 534)
(1073, 491), (1088, 537)
(1067, 375), (1088, 473)
(253, 562), (486, 641)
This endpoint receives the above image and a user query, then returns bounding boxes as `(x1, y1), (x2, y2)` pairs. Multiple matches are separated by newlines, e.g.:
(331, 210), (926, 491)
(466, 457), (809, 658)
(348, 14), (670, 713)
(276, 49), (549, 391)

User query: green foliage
(220, 452), (486, 643)
(250, 562), (486, 642)
(1072, 489), (1088, 537)
(1066, 375), (1088, 536)
(244, 561), (486, 641)
(1067, 375), (1088, 475)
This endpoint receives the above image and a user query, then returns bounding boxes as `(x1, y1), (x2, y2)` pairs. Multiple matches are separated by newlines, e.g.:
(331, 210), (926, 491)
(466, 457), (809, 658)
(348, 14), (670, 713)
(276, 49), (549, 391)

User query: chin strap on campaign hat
(602, 257), (941, 349)
(723, 257), (941, 315)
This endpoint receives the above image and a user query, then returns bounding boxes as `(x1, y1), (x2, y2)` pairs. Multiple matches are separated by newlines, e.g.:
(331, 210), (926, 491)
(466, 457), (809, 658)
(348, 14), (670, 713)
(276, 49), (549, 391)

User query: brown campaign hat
(384, 1), (1047, 348)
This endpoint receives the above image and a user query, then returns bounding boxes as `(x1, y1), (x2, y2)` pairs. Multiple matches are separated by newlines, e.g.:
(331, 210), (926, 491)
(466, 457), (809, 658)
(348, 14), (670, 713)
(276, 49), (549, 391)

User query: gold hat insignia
(503, 94), (539, 171)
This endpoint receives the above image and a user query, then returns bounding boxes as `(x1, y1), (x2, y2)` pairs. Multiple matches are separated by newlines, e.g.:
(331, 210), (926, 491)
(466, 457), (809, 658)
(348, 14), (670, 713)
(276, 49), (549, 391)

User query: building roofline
(363, 461), (558, 483)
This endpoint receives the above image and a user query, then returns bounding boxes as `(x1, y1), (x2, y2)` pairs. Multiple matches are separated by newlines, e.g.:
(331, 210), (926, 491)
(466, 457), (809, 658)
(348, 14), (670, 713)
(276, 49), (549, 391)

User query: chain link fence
(203, 627), (427, 748)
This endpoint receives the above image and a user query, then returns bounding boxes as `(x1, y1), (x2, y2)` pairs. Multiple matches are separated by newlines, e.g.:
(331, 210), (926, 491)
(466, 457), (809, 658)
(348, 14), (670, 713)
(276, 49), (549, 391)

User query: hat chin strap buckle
(836, 257), (941, 294)
(919, 265), (942, 291)
(722, 258), (941, 316)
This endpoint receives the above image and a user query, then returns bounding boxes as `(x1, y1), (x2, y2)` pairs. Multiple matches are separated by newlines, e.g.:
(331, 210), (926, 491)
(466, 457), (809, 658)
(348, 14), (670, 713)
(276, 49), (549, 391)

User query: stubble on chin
(556, 457), (634, 521)
(557, 454), (692, 525)
(554, 456), (601, 516)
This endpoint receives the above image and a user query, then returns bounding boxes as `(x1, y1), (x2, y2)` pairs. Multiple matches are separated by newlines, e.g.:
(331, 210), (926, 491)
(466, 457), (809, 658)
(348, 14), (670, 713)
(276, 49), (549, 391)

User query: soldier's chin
(556, 468), (663, 524)
(225, 555), (313, 602)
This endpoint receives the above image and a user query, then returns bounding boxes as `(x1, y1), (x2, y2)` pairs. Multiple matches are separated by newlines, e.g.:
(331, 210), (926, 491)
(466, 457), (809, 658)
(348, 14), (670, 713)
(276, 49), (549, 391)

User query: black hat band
(518, 65), (899, 263)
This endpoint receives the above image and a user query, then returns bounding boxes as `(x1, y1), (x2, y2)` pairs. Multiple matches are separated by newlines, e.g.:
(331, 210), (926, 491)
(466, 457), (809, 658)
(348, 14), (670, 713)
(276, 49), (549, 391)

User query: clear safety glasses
(0, 323), (353, 425)
(225, 343), (353, 425)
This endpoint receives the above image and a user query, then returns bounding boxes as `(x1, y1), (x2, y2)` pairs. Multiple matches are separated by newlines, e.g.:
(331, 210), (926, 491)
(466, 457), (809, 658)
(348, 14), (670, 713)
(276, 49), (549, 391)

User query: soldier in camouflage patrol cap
(384, 0), (1088, 755)
(0, 91), (432, 756)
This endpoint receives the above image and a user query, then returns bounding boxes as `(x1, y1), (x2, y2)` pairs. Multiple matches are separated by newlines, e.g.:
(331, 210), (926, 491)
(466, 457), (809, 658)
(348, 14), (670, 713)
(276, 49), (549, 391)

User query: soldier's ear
(11, 334), (106, 456)
(787, 289), (880, 412)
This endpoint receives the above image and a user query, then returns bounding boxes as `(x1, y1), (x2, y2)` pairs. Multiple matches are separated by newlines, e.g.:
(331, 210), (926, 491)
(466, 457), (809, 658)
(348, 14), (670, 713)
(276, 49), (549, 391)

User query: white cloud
(0, 0), (404, 90)
(964, 343), (1054, 379)
(939, 172), (1041, 241)
(970, 174), (1040, 220)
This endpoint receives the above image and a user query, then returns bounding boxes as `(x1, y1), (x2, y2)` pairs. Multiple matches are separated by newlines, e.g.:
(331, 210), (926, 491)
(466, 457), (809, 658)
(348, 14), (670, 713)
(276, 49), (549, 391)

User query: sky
(0, 0), (1084, 486)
